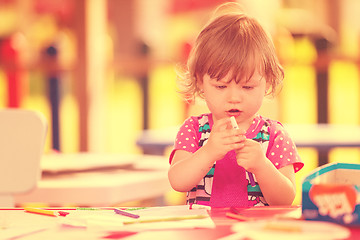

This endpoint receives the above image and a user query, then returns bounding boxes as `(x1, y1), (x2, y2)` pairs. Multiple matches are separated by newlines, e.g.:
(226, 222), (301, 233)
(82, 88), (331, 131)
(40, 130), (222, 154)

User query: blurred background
(0, 0), (359, 205)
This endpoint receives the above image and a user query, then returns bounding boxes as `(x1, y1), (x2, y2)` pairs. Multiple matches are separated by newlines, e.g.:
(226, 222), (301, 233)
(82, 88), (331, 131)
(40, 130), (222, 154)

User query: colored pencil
(114, 208), (140, 219)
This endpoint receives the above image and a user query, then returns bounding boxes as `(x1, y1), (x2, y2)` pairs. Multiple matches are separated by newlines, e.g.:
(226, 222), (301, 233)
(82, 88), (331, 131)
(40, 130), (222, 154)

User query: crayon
(114, 208), (140, 219)
(24, 207), (69, 217)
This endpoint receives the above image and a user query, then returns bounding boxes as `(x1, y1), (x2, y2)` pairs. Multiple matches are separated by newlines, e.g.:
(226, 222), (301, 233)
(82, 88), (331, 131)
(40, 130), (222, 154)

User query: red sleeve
(169, 116), (200, 164)
(267, 121), (304, 173)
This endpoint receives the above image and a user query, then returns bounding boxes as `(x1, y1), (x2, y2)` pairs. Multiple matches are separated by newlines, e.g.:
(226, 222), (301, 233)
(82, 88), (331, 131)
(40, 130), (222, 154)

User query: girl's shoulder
(182, 113), (212, 128)
(258, 115), (285, 131)
(251, 115), (290, 140)
(259, 116), (294, 142)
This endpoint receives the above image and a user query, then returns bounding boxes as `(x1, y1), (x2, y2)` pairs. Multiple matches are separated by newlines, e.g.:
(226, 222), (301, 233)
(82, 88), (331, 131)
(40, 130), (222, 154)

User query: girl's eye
(215, 85), (227, 89)
(243, 86), (254, 90)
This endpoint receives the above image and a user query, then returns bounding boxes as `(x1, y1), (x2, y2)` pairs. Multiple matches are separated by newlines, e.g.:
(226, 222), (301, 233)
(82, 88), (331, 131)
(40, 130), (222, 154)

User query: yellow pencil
(24, 207), (57, 217)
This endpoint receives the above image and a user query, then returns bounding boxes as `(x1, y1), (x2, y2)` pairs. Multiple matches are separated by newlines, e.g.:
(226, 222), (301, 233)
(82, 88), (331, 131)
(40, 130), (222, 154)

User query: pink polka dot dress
(169, 113), (304, 207)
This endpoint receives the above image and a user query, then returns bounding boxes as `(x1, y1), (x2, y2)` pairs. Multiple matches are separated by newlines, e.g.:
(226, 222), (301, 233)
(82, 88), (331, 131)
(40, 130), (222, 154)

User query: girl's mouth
(227, 109), (241, 116)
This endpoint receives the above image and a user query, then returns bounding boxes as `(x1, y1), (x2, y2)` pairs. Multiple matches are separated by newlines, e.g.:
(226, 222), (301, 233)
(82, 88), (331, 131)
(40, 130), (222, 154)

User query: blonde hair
(177, 2), (284, 101)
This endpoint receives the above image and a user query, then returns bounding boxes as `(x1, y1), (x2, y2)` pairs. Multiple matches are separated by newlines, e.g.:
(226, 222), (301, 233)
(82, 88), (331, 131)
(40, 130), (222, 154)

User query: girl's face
(199, 71), (269, 129)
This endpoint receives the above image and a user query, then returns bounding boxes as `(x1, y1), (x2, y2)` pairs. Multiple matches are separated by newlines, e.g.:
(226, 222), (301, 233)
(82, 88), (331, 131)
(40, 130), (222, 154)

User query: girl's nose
(228, 87), (242, 103)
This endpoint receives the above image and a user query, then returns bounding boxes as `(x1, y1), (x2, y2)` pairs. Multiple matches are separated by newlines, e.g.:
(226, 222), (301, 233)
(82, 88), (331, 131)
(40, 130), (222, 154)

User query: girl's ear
(265, 81), (271, 95)
(196, 74), (204, 91)
(198, 82), (203, 92)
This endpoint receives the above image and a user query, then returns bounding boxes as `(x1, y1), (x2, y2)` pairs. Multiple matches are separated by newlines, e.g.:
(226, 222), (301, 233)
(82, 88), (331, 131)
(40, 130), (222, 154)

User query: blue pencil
(248, 172), (256, 187)
(114, 208), (140, 219)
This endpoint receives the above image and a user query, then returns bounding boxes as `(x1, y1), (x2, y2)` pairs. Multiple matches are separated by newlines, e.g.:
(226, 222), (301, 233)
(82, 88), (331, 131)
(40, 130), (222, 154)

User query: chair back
(0, 109), (47, 207)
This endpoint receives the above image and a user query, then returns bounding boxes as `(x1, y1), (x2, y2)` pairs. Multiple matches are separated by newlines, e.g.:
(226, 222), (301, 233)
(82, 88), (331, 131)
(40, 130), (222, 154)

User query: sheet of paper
(59, 205), (215, 231)
(222, 219), (350, 240)
(1, 226), (49, 240)
(1, 210), (58, 240)
(274, 207), (302, 220)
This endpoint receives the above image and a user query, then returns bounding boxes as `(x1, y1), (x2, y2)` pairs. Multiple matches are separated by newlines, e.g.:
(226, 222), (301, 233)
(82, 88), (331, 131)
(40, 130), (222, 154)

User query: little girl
(168, 3), (304, 207)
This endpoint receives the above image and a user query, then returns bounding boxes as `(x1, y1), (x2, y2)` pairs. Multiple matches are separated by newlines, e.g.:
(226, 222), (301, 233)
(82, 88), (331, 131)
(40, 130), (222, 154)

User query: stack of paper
(60, 205), (215, 231)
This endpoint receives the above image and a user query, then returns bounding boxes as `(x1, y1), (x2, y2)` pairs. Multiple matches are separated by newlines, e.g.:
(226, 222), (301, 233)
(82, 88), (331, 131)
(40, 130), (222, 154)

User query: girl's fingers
(212, 118), (232, 131)
(213, 118), (246, 134)
(220, 133), (246, 146)
(231, 142), (245, 149)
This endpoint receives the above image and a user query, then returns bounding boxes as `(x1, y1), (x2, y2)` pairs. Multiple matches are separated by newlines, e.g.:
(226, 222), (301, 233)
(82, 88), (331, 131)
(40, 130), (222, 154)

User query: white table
(1, 206), (358, 240)
(285, 124), (360, 149)
(14, 153), (171, 207)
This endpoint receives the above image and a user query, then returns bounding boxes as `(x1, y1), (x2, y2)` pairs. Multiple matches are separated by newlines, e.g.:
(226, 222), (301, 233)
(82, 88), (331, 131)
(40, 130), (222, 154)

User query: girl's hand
(203, 118), (246, 160)
(235, 139), (268, 173)
(235, 139), (297, 205)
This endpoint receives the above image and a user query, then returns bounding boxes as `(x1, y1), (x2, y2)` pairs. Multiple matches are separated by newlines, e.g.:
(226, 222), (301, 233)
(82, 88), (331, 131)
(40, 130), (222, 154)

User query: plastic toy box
(302, 162), (360, 226)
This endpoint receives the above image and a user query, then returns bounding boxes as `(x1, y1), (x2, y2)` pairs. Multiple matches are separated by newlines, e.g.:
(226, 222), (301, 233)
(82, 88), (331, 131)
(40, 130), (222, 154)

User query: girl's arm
(255, 159), (296, 205)
(168, 147), (217, 192)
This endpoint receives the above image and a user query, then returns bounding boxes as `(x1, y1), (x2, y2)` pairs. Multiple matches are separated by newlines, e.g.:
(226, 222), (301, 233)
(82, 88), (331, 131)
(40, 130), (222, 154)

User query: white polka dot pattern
(173, 117), (199, 154)
(266, 124), (303, 172)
